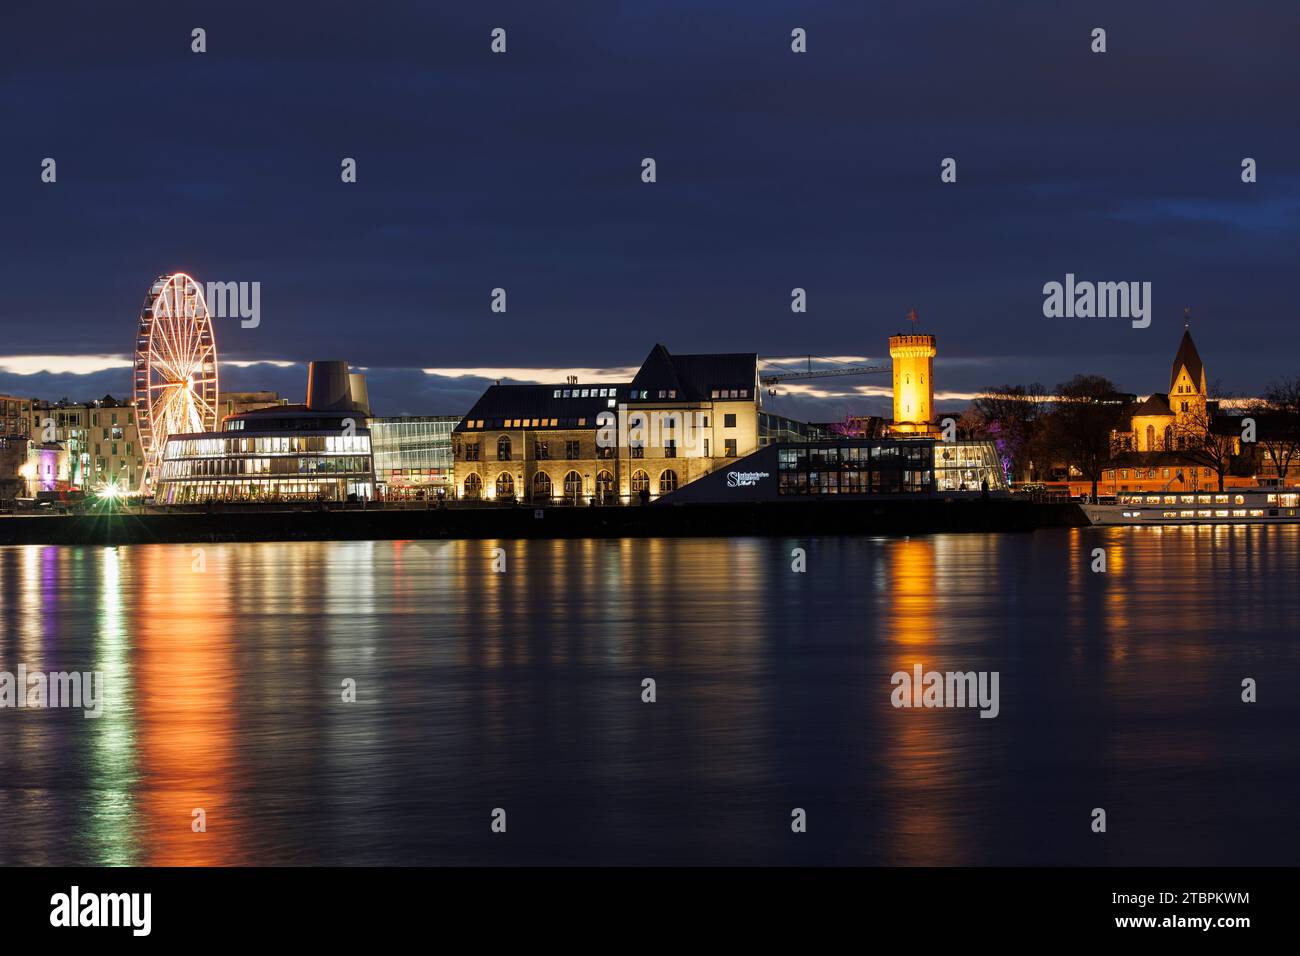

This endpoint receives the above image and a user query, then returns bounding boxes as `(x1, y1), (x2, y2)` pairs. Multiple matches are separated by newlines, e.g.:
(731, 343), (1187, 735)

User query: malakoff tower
(888, 309), (938, 436)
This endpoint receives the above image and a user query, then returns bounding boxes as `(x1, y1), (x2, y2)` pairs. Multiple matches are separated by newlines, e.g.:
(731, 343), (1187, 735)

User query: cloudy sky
(2, 1), (1297, 423)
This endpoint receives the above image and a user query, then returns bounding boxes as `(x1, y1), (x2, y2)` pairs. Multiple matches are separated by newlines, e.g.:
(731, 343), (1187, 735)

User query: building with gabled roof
(451, 343), (818, 503)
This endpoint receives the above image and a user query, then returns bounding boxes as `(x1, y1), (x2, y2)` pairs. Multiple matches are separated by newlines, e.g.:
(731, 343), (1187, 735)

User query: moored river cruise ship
(1081, 488), (1300, 526)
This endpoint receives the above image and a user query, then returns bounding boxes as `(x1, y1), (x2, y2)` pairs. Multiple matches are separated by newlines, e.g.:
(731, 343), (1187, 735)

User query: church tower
(889, 309), (937, 435)
(1168, 318), (1206, 425)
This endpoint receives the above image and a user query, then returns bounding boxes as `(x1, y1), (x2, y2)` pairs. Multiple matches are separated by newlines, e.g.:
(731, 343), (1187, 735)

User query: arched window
(630, 470), (650, 493)
(563, 470), (583, 500)
(1164, 425), (1173, 450)
(463, 473), (482, 499)
(595, 470), (615, 503)
(496, 472), (515, 498)
(659, 469), (678, 495)
(532, 471), (552, 500)
(1145, 424), (1155, 450)
(497, 435), (512, 461)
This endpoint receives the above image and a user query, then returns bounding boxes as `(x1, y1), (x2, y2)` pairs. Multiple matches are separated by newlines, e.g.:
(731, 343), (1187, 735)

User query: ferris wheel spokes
(132, 272), (221, 493)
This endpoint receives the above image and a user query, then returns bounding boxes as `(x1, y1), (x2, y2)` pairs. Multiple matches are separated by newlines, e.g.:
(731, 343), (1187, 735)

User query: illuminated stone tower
(889, 310), (937, 435)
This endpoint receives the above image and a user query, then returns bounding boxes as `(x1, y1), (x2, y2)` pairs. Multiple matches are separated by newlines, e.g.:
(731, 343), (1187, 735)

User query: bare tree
(1239, 377), (1300, 485)
(972, 382), (1048, 483)
(1043, 375), (1127, 500)
(1171, 402), (1238, 491)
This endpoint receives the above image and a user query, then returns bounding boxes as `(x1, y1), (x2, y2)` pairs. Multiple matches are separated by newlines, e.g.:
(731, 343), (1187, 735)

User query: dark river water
(0, 529), (1297, 866)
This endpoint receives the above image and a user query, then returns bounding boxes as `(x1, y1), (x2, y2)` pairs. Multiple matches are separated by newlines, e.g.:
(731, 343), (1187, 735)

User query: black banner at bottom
(0, 866), (1282, 942)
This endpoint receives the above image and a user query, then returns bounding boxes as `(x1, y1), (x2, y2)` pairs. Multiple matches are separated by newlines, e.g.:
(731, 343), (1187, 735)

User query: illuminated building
(659, 437), (1007, 502)
(1075, 325), (1256, 495)
(1113, 326), (1208, 454)
(25, 396), (143, 491)
(154, 360), (375, 503)
(451, 344), (815, 503)
(217, 391), (287, 419)
(888, 315), (939, 436)
(0, 436), (27, 505)
(369, 416), (460, 496)
(1, 394), (33, 437)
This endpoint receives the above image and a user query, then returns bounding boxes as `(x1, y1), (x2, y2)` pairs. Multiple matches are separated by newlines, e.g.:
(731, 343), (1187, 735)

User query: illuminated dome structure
(133, 273), (219, 492)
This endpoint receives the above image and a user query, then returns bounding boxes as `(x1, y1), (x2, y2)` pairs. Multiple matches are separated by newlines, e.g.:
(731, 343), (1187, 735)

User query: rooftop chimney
(348, 372), (371, 416)
(306, 360), (353, 411)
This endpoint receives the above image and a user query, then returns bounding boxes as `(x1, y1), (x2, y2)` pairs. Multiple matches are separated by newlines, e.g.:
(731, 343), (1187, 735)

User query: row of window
(551, 387), (619, 399)
(779, 470), (932, 495)
(159, 456), (373, 479)
(778, 445), (933, 469)
(162, 479), (375, 503)
(1118, 492), (1299, 507)
(463, 469), (679, 499)
(92, 443), (132, 457)
(1105, 466), (1215, 480)
(167, 434), (371, 458)
(460, 435), (738, 461)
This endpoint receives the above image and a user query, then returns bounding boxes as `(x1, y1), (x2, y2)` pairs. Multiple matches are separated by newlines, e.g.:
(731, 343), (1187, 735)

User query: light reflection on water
(0, 529), (1297, 866)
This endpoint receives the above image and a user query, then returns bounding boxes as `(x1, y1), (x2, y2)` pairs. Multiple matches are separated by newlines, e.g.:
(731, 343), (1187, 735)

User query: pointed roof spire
(1170, 326), (1205, 393)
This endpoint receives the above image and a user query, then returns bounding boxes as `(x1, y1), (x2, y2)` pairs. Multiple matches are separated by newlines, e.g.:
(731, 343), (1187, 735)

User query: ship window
(1232, 510), (1246, 517)
(1234, 495), (1245, 505)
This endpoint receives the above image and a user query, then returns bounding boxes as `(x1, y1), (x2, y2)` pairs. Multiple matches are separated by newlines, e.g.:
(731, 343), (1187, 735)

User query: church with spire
(1117, 320), (1209, 454)
(1093, 318), (1256, 495)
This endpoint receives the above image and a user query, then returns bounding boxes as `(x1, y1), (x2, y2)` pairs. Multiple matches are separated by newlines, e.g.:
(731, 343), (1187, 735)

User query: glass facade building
(777, 440), (1006, 496)
(156, 406), (375, 503)
(369, 416), (459, 496)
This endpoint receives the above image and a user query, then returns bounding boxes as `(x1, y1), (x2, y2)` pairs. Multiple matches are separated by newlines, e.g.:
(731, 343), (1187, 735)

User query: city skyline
(3, 1), (1299, 419)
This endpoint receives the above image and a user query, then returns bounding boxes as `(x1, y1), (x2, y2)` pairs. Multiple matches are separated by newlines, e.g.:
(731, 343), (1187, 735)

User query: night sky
(2, 1), (1298, 421)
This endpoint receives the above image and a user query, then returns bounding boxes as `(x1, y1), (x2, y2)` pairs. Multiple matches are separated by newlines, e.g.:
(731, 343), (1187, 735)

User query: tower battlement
(889, 331), (937, 435)
(889, 334), (937, 358)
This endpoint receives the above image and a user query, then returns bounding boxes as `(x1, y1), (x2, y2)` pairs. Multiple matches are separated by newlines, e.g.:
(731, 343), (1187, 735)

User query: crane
(759, 356), (889, 387)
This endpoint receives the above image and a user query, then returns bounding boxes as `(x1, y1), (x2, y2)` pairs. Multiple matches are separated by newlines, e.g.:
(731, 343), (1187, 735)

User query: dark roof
(224, 404), (363, 432)
(453, 345), (759, 431)
(1131, 392), (1172, 417)
(628, 343), (756, 401)
(1170, 329), (1205, 392)
(241, 403), (310, 415)
(455, 383), (615, 431)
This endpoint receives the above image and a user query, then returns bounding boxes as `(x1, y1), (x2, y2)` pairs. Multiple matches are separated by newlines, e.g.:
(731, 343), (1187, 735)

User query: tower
(889, 309), (937, 435)
(1167, 319), (1206, 425)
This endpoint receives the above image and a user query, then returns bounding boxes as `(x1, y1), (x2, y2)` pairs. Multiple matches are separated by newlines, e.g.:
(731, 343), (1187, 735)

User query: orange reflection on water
(878, 536), (976, 865)
(131, 545), (241, 865)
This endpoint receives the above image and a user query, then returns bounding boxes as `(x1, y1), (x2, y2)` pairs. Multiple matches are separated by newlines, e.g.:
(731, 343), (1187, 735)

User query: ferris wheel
(133, 272), (220, 492)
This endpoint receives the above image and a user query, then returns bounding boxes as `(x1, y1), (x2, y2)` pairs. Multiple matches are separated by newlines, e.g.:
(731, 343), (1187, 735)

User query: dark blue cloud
(1, 0), (1297, 416)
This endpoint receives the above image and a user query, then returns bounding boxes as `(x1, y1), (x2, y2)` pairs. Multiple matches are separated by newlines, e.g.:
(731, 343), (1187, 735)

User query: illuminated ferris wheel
(133, 272), (220, 492)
